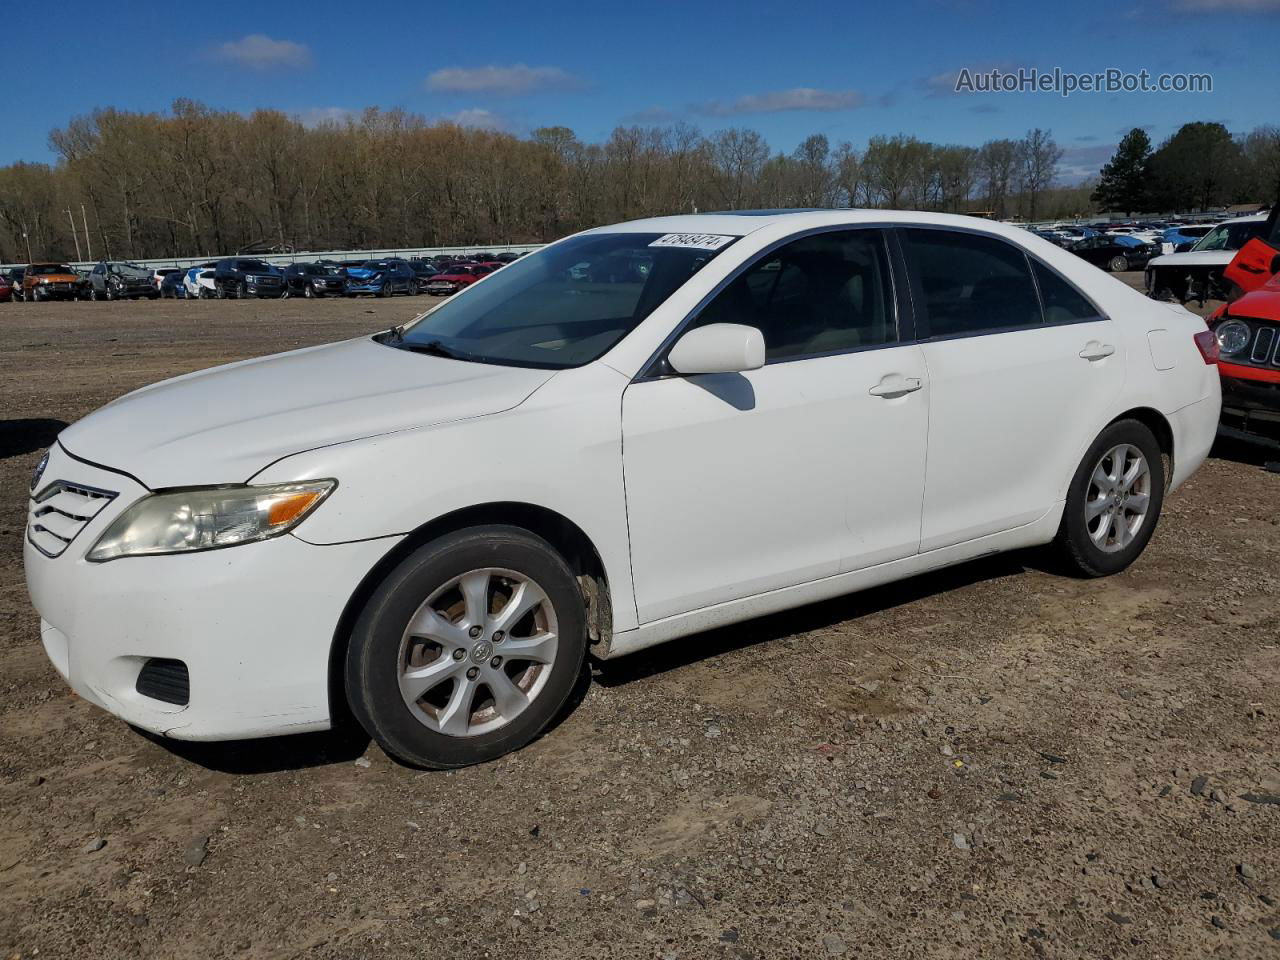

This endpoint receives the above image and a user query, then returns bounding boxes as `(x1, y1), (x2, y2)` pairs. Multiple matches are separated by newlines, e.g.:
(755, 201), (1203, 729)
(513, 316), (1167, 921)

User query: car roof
(581, 209), (1058, 243)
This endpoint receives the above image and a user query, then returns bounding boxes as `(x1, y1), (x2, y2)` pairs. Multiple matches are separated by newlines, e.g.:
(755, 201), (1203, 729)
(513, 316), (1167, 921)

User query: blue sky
(4, 0), (1277, 184)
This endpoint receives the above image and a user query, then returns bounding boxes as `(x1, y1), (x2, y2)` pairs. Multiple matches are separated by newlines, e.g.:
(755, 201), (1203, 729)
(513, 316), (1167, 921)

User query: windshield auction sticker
(649, 234), (736, 251)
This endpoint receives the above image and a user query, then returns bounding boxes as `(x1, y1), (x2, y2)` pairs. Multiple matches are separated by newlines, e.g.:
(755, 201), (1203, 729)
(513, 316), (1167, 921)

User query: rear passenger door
(900, 228), (1126, 552)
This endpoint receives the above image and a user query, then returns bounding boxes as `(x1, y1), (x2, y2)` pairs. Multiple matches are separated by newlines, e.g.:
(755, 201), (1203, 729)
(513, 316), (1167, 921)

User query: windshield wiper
(395, 338), (474, 361)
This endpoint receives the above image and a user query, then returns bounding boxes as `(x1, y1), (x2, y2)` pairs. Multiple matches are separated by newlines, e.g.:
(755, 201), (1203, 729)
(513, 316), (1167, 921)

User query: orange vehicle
(22, 262), (86, 302)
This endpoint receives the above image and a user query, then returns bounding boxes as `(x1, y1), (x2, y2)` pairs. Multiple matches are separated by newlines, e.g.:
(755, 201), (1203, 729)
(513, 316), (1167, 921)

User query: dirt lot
(1, 283), (1279, 959)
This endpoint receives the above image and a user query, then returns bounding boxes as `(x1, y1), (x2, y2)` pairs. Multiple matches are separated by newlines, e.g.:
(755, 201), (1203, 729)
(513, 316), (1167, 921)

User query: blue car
(344, 259), (419, 297)
(1160, 225), (1215, 254)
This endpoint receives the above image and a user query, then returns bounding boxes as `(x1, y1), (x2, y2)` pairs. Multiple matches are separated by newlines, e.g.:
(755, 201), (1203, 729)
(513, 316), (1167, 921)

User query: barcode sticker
(648, 234), (735, 251)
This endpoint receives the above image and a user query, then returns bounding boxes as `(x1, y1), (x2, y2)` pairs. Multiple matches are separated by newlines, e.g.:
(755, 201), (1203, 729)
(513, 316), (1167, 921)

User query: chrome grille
(1250, 326), (1277, 365)
(28, 481), (117, 558)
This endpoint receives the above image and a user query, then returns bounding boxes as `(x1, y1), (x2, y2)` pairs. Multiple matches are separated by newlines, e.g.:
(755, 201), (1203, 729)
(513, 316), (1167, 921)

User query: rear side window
(1031, 261), (1101, 324)
(903, 229), (1041, 337)
(693, 228), (896, 361)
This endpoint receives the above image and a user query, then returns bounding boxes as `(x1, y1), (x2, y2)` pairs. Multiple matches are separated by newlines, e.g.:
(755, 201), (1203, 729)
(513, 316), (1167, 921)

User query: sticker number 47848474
(648, 234), (735, 251)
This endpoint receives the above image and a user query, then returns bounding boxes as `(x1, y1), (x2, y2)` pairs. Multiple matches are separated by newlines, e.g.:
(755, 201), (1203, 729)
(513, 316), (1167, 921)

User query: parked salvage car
(344, 258), (419, 297)
(1067, 234), (1158, 273)
(213, 258), (285, 299)
(1145, 214), (1269, 303)
(183, 267), (217, 299)
(89, 261), (159, 301)
(23, 210), (1220, 770)
(1205, 204), (1280, 447)
(152, 267), (184, 292)
(1159, 224), (1216, 255)
(24, 263), (86, 301)
(423, 262), (493, 296)
(159, 270), (187, 299)
(284, 262), (346, 298)
(0, 273), (13, 302)
(6, 267), (26, 301)
(408, 259), (440, 291)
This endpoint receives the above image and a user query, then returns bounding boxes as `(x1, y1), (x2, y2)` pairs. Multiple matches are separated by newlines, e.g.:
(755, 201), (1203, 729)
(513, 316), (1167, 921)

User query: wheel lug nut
(452, 648), (466, 661)
(492, 630), (504, 643)
(468, 625), (482, 639)
(466, 667), (479, 680)
(490, 656), (502, 668)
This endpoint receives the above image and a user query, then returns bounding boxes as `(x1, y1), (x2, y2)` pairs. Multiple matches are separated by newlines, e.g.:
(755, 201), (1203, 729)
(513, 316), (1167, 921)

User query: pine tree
(1092, 128), (1152, 216)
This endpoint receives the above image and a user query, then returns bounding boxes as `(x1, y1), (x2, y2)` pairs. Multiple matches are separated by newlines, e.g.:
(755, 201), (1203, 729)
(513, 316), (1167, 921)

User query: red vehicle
(422, 261), (495, 296)
(0, 274), (12, 303)
(1207, 203), (1280, 447)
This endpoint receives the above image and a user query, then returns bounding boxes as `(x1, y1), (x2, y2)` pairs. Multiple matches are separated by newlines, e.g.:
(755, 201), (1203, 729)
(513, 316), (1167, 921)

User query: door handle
(868, 375), (923, 398)
(1079, 341), (1116, 361)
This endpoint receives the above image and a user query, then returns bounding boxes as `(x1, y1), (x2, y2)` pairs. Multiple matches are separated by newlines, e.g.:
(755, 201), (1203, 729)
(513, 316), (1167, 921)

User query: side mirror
(668, 323), (765, 376)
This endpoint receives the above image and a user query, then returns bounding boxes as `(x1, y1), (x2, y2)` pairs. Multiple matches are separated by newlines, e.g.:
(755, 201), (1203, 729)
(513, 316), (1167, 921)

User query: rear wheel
(345, 526), (587, 769)
(1108, 255), (1129, 272)
(1055, 419), (1165, 577)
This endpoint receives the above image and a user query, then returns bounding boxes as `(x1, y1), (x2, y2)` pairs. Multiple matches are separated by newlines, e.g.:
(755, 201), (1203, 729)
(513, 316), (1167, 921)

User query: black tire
(1108, 255), (1129, 273)
(105, 285), (116, 301)
(304, 283), (316, 299)
(90, 286), (100, 302)
(237, 281), (248, 299)
(379, 282), (392, 298)
(216, 283), (226, 299)
(1054, 419), (1165, 578)
(345, 525), (588, 769)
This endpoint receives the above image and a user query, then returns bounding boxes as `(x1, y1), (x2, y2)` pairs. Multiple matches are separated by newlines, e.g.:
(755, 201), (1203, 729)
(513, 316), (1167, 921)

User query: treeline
(0, 99), (1094, 262)
(1093, 122), (1280, 216)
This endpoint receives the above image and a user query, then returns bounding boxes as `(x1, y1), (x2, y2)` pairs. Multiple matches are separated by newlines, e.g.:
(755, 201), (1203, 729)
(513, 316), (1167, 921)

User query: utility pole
(21, 225), (32, 263)
(81, 204), (93, 261)
(65, 209), (83, 261)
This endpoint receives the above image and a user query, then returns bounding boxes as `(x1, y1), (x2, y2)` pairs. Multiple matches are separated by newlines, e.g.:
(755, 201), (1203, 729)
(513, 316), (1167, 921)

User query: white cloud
(442, 109), (508, 131)
(1170, 0), (1280, 12)
(213, 35), (311, 70)
(426, 64), (578, 96)
(920, 61), (1028, 98)
(695, 88), (865, 117)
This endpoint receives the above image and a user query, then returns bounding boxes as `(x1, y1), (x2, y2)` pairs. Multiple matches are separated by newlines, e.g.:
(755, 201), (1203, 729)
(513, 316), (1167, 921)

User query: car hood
(345, 267), (380, 280)
(1147, 250), (1234, 268)
(58, 337), (557, 489)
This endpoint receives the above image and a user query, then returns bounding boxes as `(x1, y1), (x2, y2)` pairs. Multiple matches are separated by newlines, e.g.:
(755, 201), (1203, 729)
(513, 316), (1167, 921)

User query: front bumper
(23, 445), (400, 741)
(344, 281), (385, 295)
(1218, 369), (1280, 447)
(242, 283), (285, 298)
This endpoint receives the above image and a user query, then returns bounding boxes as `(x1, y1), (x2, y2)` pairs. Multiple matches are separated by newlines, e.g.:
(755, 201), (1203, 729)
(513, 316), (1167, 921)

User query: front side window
(393, 232), (737, 369)
(689, 229), (896, 361)
(903, 229), (1041, 337)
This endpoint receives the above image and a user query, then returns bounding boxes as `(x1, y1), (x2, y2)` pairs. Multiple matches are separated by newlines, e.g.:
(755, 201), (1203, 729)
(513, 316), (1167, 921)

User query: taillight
(1193, 329), (1219, 365)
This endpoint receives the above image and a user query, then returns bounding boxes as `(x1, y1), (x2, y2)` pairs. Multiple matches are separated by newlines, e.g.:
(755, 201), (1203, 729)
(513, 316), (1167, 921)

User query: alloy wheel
(396, 568), (559, 737)
(1085, 443), (1151, 553)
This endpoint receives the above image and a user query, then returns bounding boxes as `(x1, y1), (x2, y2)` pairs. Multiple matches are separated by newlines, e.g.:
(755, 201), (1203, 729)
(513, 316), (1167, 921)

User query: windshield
(108, 262), (150, 277)
(1192, 220), (1265, 252)
(393, 231), (737, 369)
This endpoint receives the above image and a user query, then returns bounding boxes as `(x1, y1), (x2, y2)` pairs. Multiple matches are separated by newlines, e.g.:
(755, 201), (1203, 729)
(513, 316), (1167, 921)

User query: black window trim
(634, 223), (916, 382)
(895, 225), (1109, 344)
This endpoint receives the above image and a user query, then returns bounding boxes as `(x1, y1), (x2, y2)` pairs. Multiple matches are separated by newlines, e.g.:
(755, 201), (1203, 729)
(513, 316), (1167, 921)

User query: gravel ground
(1, 281), (1279, 959)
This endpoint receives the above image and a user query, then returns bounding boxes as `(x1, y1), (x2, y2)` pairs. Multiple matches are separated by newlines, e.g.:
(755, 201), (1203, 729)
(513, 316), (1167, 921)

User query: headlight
(87, 480), (335, 561)
(1215, 320), (1252, 356)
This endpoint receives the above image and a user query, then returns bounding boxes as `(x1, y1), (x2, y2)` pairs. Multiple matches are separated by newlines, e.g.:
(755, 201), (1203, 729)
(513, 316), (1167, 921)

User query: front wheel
(379, 283), (392, 298)
(1054, 419), (1165, 577)
(1108, 255), (1129, 272)
(345, 526), (587, 769)
(304, 283), (316, 299)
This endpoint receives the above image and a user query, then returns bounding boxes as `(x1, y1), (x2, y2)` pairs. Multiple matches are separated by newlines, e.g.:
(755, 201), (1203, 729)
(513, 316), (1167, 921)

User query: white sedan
(182, 267), (216, 299)
(25, 211), (1221, 769)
